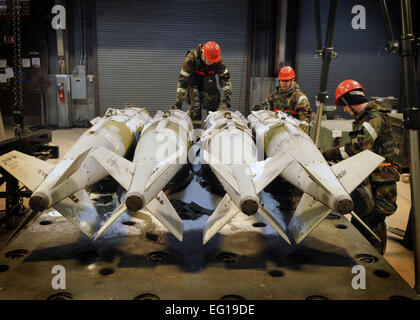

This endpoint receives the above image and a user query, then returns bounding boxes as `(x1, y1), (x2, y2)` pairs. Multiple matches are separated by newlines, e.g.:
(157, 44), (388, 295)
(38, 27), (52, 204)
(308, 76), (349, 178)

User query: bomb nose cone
(29, 194), (48, 211)
(334, 196), (354, 214)
(240, 196), (259, 216)
(126, 194), (144, 212)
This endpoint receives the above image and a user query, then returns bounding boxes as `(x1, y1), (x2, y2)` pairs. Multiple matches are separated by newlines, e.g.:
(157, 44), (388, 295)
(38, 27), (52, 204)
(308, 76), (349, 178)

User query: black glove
(171, 101), (182, 110)
(224, 96), (231, 108)
(322, 146), (342, 162)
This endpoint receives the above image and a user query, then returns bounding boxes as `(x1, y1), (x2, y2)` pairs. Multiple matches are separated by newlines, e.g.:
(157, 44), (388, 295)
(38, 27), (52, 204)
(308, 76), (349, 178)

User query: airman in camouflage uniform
(174, 42), (232, 127)
(254, 66), (312, 133)
(323, 80), (399, 255)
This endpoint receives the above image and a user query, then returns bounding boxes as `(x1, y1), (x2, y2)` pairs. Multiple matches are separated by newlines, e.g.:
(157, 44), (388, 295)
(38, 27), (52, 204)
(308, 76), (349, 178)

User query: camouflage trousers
(187, 87), (220, 123)
(350, 178), (398, 255)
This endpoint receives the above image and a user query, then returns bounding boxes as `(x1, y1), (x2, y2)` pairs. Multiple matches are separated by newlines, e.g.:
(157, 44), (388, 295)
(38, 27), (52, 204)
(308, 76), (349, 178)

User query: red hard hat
(335, 79), (365, 106)
(278, 66), (296, 80)
(202, 41), (221, 63)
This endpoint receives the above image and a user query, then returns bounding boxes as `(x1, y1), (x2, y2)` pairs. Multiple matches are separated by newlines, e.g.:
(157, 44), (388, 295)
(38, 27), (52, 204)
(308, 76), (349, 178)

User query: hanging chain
(12, 0), (23, 137)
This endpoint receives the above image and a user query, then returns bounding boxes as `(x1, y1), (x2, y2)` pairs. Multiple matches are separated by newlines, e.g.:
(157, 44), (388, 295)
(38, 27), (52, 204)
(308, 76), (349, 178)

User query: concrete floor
(383, 179), (414, 288)
(0, 126), (418, 297)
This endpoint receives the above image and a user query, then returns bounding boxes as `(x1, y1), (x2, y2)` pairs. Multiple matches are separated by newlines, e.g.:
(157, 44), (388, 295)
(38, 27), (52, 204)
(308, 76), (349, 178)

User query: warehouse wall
(295, 0), (402, 118)
(95, 0), (249, 116)
(47, 0), (96, 126)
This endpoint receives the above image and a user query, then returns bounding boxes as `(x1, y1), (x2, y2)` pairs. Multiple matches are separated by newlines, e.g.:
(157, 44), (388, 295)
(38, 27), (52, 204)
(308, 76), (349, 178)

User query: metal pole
(379, 0), (396, 43)
(91, 0), (100, 116)
(314, 0), (322, 55)
(399, 0), (420, 294)
(0, 109), (5, 141)
(313, 0), (339, 147)
(379, 0), (400, 54)
(40, 94), (45, 127)
(410, 131), (420, 293)
(275, 0), (288, 72)
(245, 0), (254, 116)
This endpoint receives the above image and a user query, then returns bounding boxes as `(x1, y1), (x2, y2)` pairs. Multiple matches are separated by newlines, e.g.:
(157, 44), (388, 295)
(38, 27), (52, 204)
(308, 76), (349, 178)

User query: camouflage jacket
(323, 101), (399, 182)
(176, 44), (232, 103)
(254, 82), (312, 123)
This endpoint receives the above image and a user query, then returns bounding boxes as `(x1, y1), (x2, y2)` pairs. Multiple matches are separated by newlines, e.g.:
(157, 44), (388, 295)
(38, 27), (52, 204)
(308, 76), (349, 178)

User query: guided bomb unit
(91, 109), (194, 241)
(201, 109), (290, 244)
(0, 107), (402, 245)
(248, 109), (384, 244)
(0, 107), (150, 237)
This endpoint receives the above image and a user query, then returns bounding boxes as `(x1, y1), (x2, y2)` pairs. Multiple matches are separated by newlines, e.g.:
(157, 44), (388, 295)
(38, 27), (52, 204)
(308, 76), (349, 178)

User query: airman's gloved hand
(224, 96), (231, 109)
(171, 101), (182, 110)
(298, 121), (310, 134)
(322, 146), (342, 162)
(382, 140), (396, 161)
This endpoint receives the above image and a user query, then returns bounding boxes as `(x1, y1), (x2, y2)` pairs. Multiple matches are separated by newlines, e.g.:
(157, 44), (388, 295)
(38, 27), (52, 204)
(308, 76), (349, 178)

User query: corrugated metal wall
(68, 0), (96, 124)
(295, 0), (401, 117)
(95, 0), (249, 116)
(251, 0), (276, 77)
(249, 0), (278, 111)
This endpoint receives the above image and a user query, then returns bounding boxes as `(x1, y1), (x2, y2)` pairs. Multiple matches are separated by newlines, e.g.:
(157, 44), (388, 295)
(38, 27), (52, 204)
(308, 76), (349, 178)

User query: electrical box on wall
(71, 65), (87, 100)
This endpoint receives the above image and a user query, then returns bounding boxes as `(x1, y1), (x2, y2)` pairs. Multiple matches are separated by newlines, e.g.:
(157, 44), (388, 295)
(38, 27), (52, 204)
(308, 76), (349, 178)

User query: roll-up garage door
(295, 0), (401, 117)
(96, 0), (249, 116)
